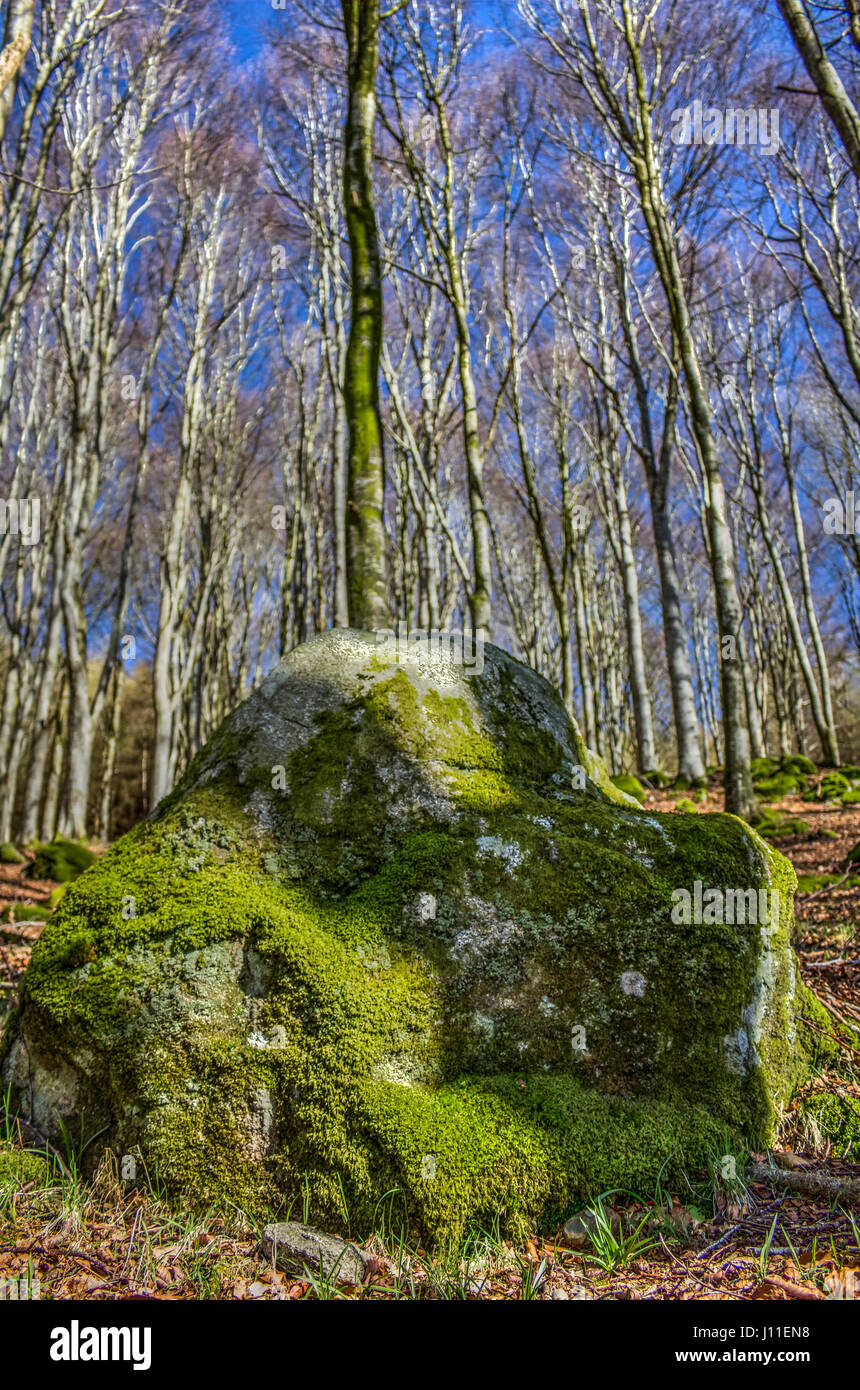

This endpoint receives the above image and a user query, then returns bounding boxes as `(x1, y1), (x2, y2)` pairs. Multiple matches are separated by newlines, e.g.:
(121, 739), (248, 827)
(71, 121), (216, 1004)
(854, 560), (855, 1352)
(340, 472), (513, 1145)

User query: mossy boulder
(780, 755), (817, 778)
(642, 769), (672, 789)
(754, 772), (805, 802)
(29, 838), (97, 883)
(610, 773), (646, 803)
(754, 811), (811, 840)
(0, 842), (26, 865)
(0, 902), (51, 924)
(803, 772), (851, 803)
(0, 631), (833, 1241)
(751, 757), (781, 781)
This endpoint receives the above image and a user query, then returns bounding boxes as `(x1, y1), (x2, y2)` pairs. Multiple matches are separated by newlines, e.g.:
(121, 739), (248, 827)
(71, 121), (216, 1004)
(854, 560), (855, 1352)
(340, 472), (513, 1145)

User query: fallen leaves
(751, 1275), (824, 1300)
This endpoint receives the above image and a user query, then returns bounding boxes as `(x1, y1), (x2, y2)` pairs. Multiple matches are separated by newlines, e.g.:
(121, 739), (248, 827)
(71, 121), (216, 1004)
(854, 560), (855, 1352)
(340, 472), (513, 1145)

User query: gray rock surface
(563, 1207), (627, 1249)
(261, 1221), (368, 1284)
(1, 628), (831, 1242)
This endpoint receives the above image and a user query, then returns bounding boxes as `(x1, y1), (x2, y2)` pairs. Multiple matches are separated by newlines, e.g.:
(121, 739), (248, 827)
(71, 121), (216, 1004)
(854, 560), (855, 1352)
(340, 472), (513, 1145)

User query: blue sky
(225, 0), (272, 60)
(225, 0), (518, 60)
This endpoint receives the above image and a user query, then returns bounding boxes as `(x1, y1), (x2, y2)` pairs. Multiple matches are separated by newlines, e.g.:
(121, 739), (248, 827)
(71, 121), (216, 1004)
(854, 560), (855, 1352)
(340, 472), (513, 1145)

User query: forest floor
(0, 791), (858, 1301)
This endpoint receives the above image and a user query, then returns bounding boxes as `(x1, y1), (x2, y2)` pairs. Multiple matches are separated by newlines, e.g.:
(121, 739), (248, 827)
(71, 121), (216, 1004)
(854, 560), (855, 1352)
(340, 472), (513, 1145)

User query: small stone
(261, 1222), (368, 1285)
(563, 1207), (626, 1249)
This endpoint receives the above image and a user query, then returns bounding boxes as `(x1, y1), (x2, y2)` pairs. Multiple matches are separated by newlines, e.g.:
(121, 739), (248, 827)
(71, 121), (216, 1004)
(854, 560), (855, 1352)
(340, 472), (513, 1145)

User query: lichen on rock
(0, 630), (837, 1241)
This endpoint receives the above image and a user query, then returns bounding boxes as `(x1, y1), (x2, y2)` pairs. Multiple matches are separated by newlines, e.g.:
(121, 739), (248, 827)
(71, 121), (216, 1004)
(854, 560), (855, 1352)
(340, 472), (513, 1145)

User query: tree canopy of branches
(0, 0), (858, 838)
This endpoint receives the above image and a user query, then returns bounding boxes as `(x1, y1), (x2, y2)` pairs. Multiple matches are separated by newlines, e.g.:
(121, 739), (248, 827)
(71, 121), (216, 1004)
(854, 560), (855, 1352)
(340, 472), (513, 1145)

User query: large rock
(1, 631), (834, 1239)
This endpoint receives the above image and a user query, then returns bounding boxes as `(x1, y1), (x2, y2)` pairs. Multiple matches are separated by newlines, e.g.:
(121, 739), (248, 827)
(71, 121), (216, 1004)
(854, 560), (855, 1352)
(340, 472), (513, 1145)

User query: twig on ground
(657, 1232), (751, 1299)
(748, 1160), (860, 1205)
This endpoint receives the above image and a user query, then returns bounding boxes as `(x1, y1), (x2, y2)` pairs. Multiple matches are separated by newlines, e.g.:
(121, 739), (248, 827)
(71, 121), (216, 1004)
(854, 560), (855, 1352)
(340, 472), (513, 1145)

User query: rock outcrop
(1, 630), (834, 1238)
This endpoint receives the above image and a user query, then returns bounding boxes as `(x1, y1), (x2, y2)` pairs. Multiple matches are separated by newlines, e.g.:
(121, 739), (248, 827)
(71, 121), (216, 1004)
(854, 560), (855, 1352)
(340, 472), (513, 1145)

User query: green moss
(0, 1141), (51, 1188)
(29, 838), (97, 883)
(781, 755), (817, 777)
(7, 776), (814, 1236)
(0, 842), (25, 865)
(355, 1074), (730, 1241)
(754, 772), (805, 801)
(800, 1093), (860, 1157)
(751, 757), (781, 780)
(803, 772), (851, 803)
(0, 902), (50, 923)
(754, 811), (811, 839)
(610, 774), (646, 803)
(796, 873), (860, 892)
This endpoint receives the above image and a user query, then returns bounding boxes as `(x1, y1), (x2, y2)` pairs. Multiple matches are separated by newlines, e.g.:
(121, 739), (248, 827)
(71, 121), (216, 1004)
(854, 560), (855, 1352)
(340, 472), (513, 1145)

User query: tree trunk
(776, 0), (860, 180)
(630, 132), (756, 817)
(0, 0), (33, 145)
(341, 0), (388, 630)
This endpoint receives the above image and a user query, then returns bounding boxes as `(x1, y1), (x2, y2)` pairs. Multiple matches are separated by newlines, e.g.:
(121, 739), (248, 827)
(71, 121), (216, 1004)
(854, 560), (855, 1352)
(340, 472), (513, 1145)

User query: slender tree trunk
(572, 548), (597, 751)
(19, 539), (65, 842)
(613, 470), (657, 771)
(650, 482), (706, 783)
(41, 695), (67, 844)
(750, 472), (836, 763)
(630, 132), (756, 816)
(321, 241), (350, 628)
(98, 670), (122, 840)
(0, 0), (33, 145)
(341, 0), (388, 630)
(785, 462), (840, 763)
(613, 254), (705, 783)
(435, 102), (493, 636)
(776, 0), (860, 180)
(59, 555), (92, 839)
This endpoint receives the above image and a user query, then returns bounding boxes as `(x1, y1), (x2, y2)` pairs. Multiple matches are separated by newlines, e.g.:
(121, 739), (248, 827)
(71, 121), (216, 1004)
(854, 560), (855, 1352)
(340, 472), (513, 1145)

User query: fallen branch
(804, 957), (860, 968)
(748, 1160), (860, 1205)
(799, 868), (854, 901)
(799, 1014), (860, 1058)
